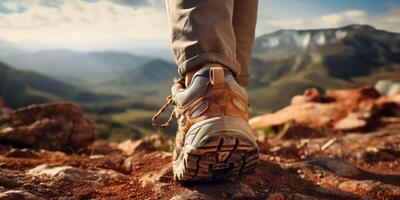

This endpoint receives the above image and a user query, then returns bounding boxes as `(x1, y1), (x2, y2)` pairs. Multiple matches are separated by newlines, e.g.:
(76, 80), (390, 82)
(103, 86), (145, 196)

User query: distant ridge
(249, 24), (400, 112)
(0, 61), (119, 108)
(1, 50), (152, 85)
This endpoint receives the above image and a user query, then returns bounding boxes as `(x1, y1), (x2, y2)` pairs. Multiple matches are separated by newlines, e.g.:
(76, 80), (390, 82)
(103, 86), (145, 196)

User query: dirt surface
(0, 88), (399, 199)
(0, 122), (398, 200)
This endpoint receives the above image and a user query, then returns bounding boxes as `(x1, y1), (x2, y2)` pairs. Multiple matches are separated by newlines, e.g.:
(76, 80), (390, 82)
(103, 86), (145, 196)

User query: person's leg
(233, 0), (258, 86)
(160, 0), (259, 182)
(165, 0), (241, 79)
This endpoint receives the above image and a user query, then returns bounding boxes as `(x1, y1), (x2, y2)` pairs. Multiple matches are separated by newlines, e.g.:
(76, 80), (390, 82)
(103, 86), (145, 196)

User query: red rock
(117, 134), (162, 155)
(250, 87), (382, 133)
(5, 148), (39, 158)
(291, 88), (321, 105)
(0, 103), (96, 152)
(325, 87), (380, 103)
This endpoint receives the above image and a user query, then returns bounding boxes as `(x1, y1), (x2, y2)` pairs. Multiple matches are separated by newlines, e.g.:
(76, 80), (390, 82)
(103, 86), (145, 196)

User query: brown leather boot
(153, 63), (259, 181)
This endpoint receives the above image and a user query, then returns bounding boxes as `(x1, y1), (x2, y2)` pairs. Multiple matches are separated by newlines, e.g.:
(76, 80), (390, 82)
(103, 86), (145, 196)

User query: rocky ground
(0, 87), (399, 200)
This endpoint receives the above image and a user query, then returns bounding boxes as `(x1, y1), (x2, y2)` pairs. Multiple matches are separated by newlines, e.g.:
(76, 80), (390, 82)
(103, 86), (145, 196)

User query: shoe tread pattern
(174, 134), (259, 182)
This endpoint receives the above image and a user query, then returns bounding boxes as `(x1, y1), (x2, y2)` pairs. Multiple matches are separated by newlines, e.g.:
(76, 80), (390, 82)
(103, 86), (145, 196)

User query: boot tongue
(185, 66), (211, 87)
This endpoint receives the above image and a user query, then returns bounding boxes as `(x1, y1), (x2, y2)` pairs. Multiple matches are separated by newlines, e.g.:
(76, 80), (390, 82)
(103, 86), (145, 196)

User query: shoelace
(152, 95), (176, 128)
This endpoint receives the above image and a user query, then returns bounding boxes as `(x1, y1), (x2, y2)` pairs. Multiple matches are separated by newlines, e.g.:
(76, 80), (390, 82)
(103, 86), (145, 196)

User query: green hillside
(0, 61), (119, 108)
(94, 59), (178, 104)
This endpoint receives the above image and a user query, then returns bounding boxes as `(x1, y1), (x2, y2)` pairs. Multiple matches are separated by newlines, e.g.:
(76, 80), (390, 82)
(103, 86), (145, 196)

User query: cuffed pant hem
(236, 75), (251, 86)
(178, 53), (241, 78)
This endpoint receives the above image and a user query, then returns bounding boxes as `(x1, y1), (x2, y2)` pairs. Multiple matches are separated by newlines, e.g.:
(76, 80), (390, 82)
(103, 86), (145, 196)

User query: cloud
(0, 0), (169, 50)
(109, 0), (151, 7)
(321, 10), (366, 26)
(1, 0), (399, 52)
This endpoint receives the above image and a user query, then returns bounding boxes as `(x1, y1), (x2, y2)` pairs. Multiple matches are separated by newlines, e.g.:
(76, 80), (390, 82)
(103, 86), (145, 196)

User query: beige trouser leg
(233, 0), (258, 86)
(166, 0), (258, 86)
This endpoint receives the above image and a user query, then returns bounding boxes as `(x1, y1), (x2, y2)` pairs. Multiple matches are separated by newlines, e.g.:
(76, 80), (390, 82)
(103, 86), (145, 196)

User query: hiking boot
(152, 63), (259, 181)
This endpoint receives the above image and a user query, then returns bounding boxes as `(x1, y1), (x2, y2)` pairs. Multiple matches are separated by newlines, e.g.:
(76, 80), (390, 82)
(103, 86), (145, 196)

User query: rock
(0, 190), (42, 200)
(117, 134), (162, 155)
(279, 122), (326, 140)
(267, 192), (318, 200)
(28, 165), (94, 182)
(27, 164), (124, 185)
(230, 183), (256, 199)
(0, 86), (399, 200)
(291, 88), (321, 105)
(388, 83), (400, 96)
(5, 149), (38, 158)
(334, 101), (376, 131)
(326, 87), (380, 102)
(0, 176), (23, 189)
(376, 80), (394, 96)
(286, 158), (361, 178)
(250, 87), (382, 132)
(140, 165), (172, 187)
(0, 103), (96, 152)
(80, 142), (123, 156)
(338, 180), (400, 197)
(170, 190), (213, 200)
(362, 148), (400, 162)
(139, 166), (173, 194)
(121, 156), (135, 173)
(308, 158), (361, 177)
(376, 80), (400, 96)
(266, 193), (285, 200)
(170, 183), (256, 200)
(334, 113), (368, 131)
(0, 169), (27, 190)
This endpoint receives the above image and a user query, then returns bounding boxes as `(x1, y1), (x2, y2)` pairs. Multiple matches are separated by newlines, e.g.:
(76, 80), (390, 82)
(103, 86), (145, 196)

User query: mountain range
(1, 50), (152, 86)
(0, 24), (399, 113)
(248, 24), (400, 112)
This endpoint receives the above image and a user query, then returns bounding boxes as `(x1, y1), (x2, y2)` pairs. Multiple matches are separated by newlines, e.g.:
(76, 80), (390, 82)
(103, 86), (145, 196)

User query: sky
(0, 0), (399, 54)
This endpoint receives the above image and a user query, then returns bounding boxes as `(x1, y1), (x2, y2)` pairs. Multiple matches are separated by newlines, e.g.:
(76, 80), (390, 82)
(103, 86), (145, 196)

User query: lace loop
(152, 95), (176, 128)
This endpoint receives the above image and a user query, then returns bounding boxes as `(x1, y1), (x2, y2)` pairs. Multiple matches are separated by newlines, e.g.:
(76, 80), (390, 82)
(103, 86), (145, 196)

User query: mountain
(0, 61), (118, 108)
(0, 39), (23, 58)
(248, 24), (400, 112)
(96, 59), (178, 100)
(1, 50), (152, 85)
(1, 24), (399, 113)
(117, 59), (177, 86)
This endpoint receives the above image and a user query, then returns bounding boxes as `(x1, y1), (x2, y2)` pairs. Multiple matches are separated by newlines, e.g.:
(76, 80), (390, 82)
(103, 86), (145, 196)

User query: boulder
(250, 87), (382, 132)
(0, 103), (96, 152)
(27, 164), (124, 186)
(0, 190), (42, 200)
(291, 88), (321, 105)
(338, 180), (400, 198)
(375, 80), (400, 96)
(5, 149), (39, 158)
(117, 134), (163, 155)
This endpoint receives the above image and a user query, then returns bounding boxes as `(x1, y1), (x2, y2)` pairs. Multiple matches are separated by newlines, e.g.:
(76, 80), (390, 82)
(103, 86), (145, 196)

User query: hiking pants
(166, 0), (258, 86)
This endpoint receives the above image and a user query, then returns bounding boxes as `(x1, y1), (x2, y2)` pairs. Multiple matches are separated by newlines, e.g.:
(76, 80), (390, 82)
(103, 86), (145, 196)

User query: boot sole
(173, 116), (259, 182)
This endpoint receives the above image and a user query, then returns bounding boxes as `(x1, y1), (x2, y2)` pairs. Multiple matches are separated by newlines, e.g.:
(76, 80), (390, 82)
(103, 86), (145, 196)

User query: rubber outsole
(173, 133), (259, 182)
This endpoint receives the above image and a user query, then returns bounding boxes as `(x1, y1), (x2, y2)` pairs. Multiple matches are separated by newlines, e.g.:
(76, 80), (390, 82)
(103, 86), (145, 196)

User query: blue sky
(264, 0), (396, 16)
(0, 0), (399, 53)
